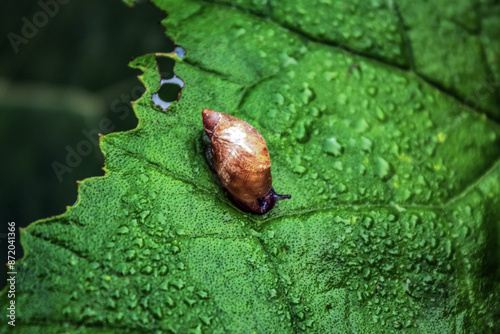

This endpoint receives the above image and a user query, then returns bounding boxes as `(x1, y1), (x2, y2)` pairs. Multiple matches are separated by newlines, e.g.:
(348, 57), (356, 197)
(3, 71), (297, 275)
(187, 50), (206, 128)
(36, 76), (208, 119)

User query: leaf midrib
(188, 0), (499, 125)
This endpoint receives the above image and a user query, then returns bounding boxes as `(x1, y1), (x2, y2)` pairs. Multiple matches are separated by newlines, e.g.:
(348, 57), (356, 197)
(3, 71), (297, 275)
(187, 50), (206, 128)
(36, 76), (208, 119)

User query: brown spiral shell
(202, 108), (290, 214)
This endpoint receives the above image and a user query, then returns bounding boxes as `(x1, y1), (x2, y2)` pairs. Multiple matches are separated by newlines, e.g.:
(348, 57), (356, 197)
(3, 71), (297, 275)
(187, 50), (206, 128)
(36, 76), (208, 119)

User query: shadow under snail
(202, 108), (291, 214)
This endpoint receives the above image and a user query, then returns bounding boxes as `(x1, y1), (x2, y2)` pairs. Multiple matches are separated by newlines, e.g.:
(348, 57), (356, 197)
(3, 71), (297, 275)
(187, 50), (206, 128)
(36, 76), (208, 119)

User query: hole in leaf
(151, 75), (184, 111)
(158, 83), (182, 102)
(156, 57), (175, 79)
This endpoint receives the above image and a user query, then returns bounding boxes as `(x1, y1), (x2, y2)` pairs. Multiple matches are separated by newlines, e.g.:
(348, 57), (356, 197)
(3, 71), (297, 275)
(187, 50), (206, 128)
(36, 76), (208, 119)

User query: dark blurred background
(0, 0), (174, 288)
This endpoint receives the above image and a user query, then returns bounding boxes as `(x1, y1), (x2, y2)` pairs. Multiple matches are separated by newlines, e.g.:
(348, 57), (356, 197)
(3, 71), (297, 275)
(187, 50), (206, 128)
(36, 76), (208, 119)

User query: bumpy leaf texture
(2, 0), (500, 333)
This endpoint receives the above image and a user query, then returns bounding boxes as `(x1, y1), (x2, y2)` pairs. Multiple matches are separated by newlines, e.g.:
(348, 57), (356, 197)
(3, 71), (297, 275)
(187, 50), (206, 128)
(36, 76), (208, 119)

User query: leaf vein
(194, 0), (499, 121)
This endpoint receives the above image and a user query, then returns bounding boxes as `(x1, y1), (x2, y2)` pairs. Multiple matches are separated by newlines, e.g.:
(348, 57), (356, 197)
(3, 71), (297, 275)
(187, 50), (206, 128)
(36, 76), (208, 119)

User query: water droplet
(363, 268), (371, 279)
(299, 83), (315, 105)
(234, 27), (246, 37)
(184, 297), (197, 307)
(166, 295), (175, 307)
(267, 109), (278, 119)
(115, 263), (127, 275)
(323, 138), (344, 157)
(465, 205), (472, 216)
(107, 298), (116, 309)
(307, 71), (316, 80)
(197, 290), (209, 299)
(133, 237), (144, 248)
(367, 87), (377, 96)
(116, 226), (129, 235)
(355, 119), (369, 133)
(375, 157), (391, 180)
(444, 239), (452, 258)
(141, 266), (153, 275)
(361, 137), (372, 152)
(363, 217), (373, 229)
(383, 263), (395, 273)
(125, 250), (136, 261)
(323, 71), (338, 81)
(293, 120), (311, 143)
(171, 279), (185, 290)
(376, 107), (386, 121)
(337, 94), (348, 105)
(280, 52), (297, 67)
(293, 164), (307, 175)
(291, 155), (308, 175)
(140, 210), (150, 220)
(273, 93), (284, 105)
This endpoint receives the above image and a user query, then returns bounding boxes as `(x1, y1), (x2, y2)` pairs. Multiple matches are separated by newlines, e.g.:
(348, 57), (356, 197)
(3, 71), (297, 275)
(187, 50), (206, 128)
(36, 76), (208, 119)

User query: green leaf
(2, 0), (500, 332)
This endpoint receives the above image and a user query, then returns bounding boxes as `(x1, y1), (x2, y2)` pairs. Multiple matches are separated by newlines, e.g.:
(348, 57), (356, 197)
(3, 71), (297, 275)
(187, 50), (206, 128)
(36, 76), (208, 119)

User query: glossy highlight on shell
(202, 108), (291, 214)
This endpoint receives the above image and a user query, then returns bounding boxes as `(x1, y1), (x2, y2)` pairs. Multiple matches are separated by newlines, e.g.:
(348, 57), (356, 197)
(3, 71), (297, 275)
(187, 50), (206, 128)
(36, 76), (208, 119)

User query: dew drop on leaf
(374, 157), (391, 180)
(323, 138), (344, 157)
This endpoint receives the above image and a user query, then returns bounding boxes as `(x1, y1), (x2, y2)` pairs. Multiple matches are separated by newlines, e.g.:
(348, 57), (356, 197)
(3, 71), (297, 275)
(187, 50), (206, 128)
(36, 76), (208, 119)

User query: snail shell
(202, 108), (291, 214)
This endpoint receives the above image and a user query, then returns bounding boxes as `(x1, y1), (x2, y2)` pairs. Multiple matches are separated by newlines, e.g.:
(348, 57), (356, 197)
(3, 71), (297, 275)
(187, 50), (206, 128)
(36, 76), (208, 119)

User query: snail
(202, 108), (291, 214)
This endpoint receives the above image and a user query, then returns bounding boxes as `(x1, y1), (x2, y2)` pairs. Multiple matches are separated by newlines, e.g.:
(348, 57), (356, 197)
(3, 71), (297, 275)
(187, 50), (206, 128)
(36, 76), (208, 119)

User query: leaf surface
(2, 0), (500, 333)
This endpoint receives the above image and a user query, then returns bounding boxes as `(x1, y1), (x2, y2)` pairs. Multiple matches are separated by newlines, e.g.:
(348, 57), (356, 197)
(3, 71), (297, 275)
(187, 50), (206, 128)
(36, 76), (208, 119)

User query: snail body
(202, 109), (290, 214)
